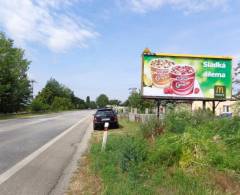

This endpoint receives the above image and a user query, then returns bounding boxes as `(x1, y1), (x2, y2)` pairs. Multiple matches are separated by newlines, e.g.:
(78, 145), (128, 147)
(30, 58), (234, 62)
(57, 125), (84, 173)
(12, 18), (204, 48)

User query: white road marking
(0, 115), (90, 185)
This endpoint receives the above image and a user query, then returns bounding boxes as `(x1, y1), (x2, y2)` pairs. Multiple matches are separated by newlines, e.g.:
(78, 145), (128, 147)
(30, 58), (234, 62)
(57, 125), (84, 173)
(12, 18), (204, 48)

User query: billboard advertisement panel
(142, 53), (232, 100)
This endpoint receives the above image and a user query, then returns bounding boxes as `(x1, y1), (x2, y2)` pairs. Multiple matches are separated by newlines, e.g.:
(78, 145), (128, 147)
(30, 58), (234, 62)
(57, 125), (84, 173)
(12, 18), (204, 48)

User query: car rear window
(96, 110), (113, 116)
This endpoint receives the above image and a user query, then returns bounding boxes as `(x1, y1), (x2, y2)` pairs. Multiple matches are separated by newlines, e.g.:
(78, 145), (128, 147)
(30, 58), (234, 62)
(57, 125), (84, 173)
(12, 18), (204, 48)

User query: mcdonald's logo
(216, 86), (224, 94)
(214, 85), (226, 99)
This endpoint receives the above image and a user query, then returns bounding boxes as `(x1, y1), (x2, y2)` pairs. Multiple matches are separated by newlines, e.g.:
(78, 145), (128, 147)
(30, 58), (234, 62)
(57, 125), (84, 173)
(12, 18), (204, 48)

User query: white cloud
(120, 0), (229, 13)
(36, 0), (74, 8)
(0, 0), (98, 52)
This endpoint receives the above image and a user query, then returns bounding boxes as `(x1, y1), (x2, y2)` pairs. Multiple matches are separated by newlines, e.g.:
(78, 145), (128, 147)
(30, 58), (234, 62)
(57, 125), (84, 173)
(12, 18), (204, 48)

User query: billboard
(142, 53), (232, 100)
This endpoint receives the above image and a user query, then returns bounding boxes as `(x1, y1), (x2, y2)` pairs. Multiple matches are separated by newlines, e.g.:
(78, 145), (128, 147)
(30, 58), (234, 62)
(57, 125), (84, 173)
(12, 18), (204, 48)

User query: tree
(96, 94), (109, 108)
(121, 99), (129, 106)
(0, 33), (31, 113)
(86, 96), (90, 108)
(71, 95), (86, 109)
(109, 99), (121, 106)
(51, 97), (73, 111)
(127, 92), (155, 113)
(128, 92), (142, 108)
(233, 60), (240, 99)
(33, 78), (85, 111)
(36, 78), (72, 105)
(30, 99), (49, 112)
(89, 101), (97, 109)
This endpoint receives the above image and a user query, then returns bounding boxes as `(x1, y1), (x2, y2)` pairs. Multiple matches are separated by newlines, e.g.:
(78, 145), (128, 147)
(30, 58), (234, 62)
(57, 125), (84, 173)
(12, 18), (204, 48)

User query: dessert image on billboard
(150, 59), (175, 88)
(169, 65), (195, 95)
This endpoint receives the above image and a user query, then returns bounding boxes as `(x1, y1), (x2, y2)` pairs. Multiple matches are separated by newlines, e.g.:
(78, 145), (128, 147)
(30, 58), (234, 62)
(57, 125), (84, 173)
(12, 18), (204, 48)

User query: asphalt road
(0, 110), (94, 195)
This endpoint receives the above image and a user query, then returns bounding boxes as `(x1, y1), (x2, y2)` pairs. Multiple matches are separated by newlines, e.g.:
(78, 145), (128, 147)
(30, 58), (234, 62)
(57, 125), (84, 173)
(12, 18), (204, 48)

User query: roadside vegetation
(30, 78), (87, 112)
(31, 81), (122, 113)
(124, 91), (156, 113)
(85, 110), (240, 194)
(0, 32), (32, 113)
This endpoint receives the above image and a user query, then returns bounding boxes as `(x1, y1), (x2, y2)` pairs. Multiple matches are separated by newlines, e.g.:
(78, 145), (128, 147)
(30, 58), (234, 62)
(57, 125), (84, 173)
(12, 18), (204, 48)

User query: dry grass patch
(210, 170), (240, 194)
(67, 155), (102, 195)
(67, 119), (139, 195)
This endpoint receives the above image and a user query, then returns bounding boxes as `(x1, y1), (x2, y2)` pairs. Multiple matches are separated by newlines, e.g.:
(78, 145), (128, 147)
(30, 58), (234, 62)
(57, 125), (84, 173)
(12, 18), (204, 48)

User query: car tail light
(94, 116), (101, 122)
(114, 115), (118, 122)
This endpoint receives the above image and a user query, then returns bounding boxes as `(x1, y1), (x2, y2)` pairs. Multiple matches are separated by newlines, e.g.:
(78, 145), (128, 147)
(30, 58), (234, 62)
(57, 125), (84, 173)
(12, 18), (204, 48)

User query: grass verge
(68, 111), (240, 195)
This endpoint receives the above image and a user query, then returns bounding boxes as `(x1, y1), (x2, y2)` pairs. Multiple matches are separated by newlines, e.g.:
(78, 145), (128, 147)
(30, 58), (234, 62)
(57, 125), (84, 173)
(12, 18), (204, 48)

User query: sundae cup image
(169, 65), (195, 95)
(150, 59), (174, 88)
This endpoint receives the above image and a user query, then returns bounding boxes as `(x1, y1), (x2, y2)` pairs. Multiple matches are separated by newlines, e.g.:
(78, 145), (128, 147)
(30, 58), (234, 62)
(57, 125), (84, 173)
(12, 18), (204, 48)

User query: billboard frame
(141, 52), (233, 101)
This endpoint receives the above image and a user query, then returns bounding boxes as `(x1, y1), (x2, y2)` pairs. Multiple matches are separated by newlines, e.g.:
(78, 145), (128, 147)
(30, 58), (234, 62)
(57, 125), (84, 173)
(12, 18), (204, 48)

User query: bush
(216, 116), (240, 136)
(179, 131), (211, 169)
(164, 109), (192, 133)
(191, 109), (215, 126)
(120, 136), (148, 172)
(140, 117), (164, 139)
(149, 134), (182, 167)
(51, 97), (73, 111)
(30, 99), (49, 112)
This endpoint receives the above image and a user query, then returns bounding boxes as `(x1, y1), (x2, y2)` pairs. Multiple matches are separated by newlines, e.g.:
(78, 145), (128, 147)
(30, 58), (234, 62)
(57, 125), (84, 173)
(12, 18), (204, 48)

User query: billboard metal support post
(157, 99), (160, 119)
(203, 101), (206, 110)
(212, 101), (216, 115)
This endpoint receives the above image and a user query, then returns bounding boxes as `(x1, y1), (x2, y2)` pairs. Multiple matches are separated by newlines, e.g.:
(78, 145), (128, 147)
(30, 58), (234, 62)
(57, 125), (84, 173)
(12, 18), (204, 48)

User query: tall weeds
(90, 111), (240, 194)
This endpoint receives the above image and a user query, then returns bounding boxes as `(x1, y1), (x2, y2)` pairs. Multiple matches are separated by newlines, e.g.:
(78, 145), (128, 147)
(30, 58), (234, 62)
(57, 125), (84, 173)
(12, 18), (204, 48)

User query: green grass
(89, 112), (240, 195)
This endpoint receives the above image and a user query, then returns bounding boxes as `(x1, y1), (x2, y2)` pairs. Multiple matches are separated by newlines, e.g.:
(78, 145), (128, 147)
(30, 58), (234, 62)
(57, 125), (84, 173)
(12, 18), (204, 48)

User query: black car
(93, 108), (119, 130)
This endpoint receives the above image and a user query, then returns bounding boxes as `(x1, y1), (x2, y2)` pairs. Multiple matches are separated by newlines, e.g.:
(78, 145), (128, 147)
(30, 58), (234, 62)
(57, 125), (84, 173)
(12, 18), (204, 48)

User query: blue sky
(0, 0), (239, 101)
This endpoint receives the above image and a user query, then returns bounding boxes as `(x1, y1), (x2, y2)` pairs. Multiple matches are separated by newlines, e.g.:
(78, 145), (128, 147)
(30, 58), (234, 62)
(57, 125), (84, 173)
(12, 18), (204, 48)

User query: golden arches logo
(214, 85), (226, 99)
(216, 86), (224, 94)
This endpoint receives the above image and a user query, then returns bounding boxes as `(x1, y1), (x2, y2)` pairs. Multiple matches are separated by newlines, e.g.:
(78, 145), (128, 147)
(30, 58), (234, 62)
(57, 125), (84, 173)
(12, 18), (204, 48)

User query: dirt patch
(66, 155), (102, 195)
(211, 170), (240, 195)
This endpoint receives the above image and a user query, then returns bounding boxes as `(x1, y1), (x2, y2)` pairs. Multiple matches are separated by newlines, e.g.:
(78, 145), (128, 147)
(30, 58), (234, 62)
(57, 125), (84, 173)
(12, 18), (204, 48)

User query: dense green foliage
(30, 98), (49, 112)
(31, 78), (85, 112)
(90, 111), (240, 194)
(0, 33), (31, 113)
(51, 97), (73, 111)
(96, 94), (109, 108)
(36, 78), (72, 105)
(127, 92), (155, 113)
(89, 101), (97, 109)
(86, 96), (90, 108)
(109, 99), (121, 106)
(71, 96), (86, 109)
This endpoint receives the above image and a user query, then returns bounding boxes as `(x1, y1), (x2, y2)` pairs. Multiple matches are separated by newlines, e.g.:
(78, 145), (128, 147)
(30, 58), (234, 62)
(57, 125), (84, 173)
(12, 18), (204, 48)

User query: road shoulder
(50, 121), (93, 195)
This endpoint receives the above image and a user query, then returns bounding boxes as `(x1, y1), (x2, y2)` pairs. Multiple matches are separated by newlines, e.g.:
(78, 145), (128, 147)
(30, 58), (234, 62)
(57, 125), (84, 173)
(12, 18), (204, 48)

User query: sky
(0, 0), (240, 101)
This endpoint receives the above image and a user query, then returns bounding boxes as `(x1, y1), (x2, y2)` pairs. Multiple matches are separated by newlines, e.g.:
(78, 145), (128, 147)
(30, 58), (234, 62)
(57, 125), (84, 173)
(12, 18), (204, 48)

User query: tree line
(31, 79), (122, 112)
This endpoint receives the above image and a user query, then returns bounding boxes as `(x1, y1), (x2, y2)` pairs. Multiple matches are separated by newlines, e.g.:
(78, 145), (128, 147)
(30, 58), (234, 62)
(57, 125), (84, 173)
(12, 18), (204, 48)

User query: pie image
(169, 65), (195, 95)
(150, 59), (175, 88)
